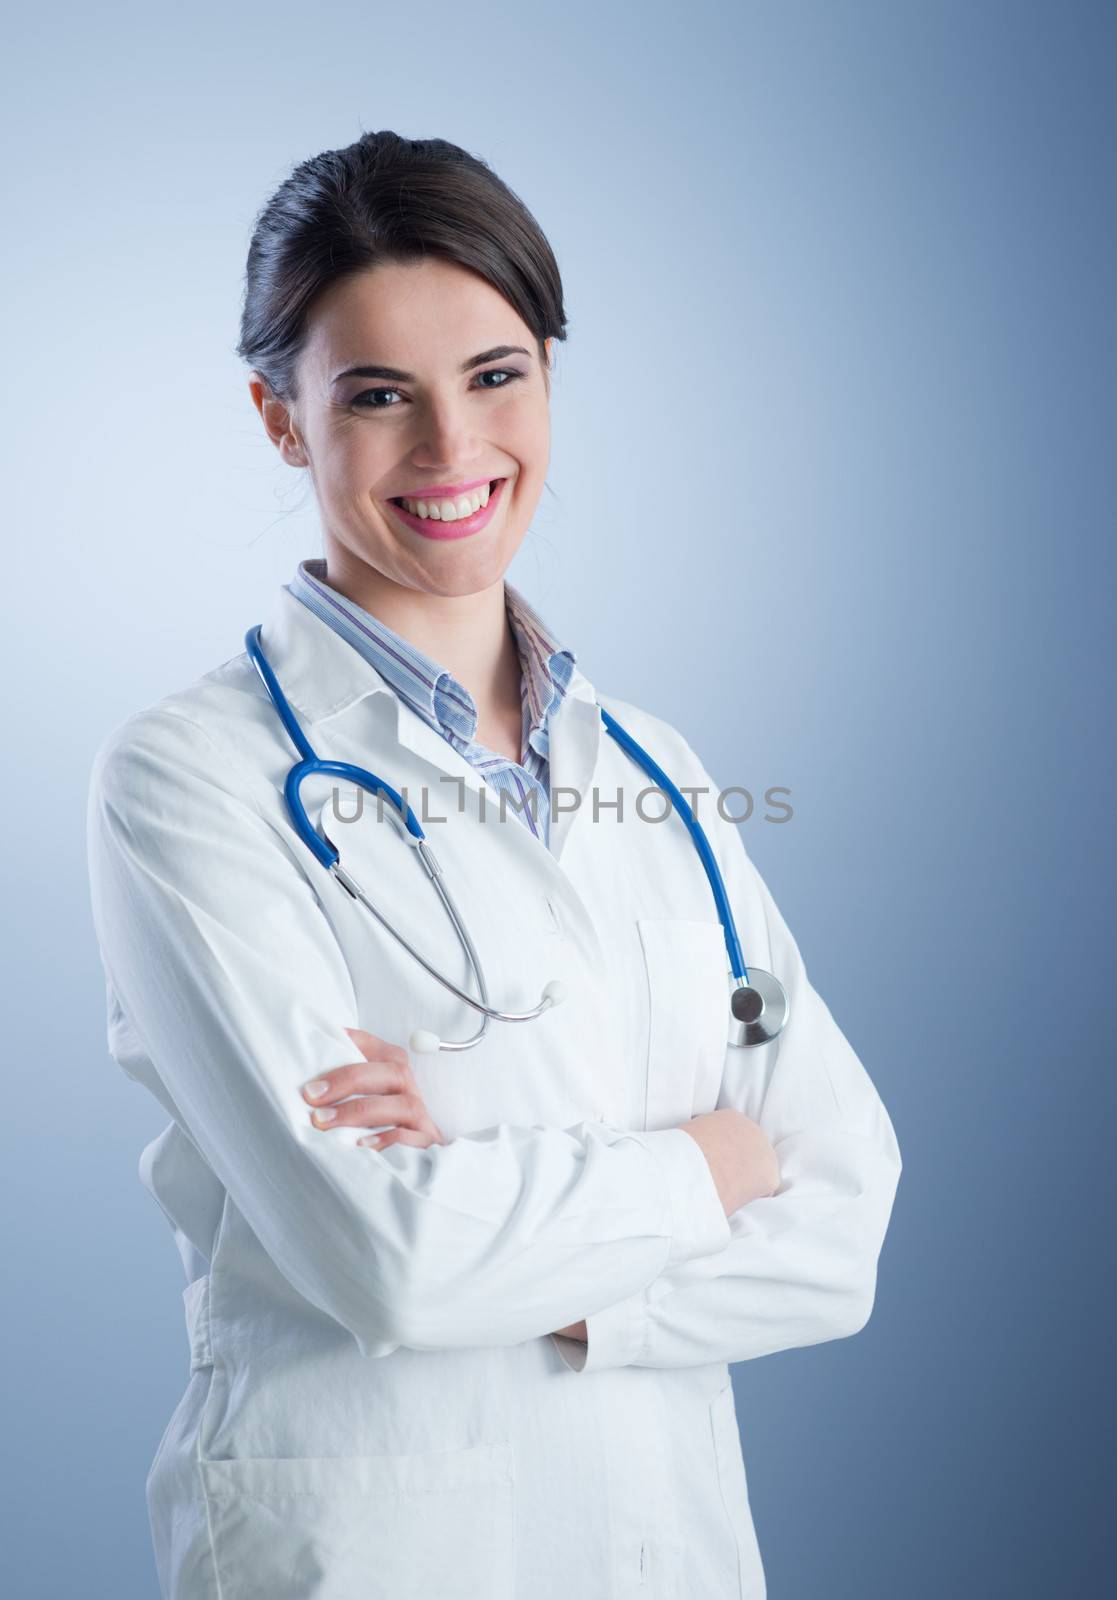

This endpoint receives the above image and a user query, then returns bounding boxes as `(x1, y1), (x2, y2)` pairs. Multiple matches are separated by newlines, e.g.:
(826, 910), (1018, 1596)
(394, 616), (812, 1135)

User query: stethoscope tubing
(596, 707), (748, 983)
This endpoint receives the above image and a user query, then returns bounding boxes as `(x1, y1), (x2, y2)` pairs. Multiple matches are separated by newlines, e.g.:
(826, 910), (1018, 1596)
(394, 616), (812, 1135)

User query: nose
(409, 391), (482, 474)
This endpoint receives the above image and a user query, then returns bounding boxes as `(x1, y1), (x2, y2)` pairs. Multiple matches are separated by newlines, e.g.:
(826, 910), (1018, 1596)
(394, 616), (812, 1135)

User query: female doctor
(86, 129), (902, 1600)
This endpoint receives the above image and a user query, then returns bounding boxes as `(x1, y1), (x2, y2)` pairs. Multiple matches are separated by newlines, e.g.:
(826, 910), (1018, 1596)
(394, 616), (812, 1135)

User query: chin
(434, 546), (517, 584)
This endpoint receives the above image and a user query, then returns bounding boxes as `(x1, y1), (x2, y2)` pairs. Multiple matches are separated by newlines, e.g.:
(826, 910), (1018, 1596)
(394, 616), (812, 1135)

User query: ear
(248, 372), (306, 467)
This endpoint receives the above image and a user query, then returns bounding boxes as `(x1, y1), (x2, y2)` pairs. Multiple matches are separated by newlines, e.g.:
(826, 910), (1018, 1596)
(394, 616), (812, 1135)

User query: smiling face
(257, 256), (552, 600)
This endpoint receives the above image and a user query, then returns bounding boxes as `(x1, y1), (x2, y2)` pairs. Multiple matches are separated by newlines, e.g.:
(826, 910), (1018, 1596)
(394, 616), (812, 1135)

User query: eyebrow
(331, 344), (533, 385)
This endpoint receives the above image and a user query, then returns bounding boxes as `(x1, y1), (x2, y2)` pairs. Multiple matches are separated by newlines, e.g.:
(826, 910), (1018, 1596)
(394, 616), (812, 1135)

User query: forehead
(302, 258), (532, 369)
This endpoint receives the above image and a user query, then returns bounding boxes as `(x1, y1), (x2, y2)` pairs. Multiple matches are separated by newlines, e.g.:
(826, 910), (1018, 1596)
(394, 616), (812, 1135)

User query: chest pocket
(636, 917), (730, 1130)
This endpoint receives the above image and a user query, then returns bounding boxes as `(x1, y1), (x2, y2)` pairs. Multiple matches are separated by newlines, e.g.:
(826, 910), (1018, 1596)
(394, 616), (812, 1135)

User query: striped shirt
(287, 558), (577, 847)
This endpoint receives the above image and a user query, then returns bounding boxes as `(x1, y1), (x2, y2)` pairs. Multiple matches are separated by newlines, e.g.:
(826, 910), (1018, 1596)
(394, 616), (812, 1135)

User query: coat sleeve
(86, 707), (732, 1360)
(550, 739), (902, 1374)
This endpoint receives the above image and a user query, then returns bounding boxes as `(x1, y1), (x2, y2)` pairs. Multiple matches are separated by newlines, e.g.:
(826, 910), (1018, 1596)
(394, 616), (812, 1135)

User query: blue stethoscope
(246, 625), (789, 1055)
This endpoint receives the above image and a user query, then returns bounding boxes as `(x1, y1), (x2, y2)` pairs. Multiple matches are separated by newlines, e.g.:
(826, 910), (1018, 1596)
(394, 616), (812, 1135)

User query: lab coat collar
(253, 579), (604, 864)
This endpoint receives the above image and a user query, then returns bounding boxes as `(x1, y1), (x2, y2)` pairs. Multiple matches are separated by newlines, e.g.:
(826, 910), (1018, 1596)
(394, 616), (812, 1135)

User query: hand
(300, 1027), (447, 1151)
(680, 1109), (780, 1216)
(547, 1110), (780, 1344)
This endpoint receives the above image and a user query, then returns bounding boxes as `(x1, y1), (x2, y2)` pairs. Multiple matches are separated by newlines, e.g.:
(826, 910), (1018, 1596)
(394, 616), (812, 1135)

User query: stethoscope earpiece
(408, 1029), (442, 1055)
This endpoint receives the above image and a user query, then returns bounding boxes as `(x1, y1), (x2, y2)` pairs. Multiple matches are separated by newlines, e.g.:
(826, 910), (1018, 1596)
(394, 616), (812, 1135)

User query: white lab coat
(86, 578), (902, 1600)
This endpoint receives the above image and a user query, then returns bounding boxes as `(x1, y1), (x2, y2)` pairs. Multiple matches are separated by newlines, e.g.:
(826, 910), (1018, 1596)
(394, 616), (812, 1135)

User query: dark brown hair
(235, 130), (568, 403)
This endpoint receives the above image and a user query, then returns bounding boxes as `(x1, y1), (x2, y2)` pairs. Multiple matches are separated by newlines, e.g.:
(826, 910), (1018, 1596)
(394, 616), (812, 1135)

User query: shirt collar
(252, 561), (594, 730)
(286, 557), (577, 745)
(502, 582), (577, 739)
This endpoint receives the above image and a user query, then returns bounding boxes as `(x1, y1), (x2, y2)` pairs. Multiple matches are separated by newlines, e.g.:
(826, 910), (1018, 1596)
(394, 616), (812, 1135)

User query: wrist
(553, 1319), (587, 1341)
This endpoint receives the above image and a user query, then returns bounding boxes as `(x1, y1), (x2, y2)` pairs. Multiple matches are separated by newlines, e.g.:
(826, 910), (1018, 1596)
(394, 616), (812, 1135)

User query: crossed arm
(296, 1036), (783, 1352)
(88, 708), (901, 1372)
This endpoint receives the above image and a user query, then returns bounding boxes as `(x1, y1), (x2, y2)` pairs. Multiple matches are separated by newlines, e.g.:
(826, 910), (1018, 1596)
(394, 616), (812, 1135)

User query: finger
(345, 1027), (410, 1068)
(358, 1126), (442, 1151)
(301, 1051), (411, 1107)
(308, 1092), (429, 1134)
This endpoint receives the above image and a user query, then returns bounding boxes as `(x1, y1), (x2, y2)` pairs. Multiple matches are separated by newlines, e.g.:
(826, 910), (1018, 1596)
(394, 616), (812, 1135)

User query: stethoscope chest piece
(729, 969), (789, 1047)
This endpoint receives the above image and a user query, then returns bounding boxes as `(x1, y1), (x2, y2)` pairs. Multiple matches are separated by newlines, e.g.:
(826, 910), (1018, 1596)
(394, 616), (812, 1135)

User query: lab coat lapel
(543, 686), (604, 865)
(392, 705), (492, 819)
(359, 656), (606, 872)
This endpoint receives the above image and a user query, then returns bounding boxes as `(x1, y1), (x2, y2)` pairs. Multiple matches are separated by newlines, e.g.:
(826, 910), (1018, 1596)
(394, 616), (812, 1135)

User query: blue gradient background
(3, 2), (1113, 1595)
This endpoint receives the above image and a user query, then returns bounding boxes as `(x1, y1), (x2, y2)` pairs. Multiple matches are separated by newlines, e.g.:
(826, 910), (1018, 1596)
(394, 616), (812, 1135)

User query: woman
(87, 130), (902, 1600)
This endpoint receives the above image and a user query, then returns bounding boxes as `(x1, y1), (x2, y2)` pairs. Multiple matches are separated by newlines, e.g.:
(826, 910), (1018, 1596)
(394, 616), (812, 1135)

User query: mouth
(385, 477), (508, 541)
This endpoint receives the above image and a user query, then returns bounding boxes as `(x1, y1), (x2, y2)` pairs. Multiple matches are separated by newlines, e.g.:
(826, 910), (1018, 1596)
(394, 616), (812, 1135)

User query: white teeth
(399, 482), (493, 520)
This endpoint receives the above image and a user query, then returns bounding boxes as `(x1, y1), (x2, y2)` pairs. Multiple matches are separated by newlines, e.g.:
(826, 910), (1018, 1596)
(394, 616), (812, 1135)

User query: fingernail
(312, 1107), (337, 1123)
(357, 1134), (382, 1148)
(303, 1080), (330, 1099)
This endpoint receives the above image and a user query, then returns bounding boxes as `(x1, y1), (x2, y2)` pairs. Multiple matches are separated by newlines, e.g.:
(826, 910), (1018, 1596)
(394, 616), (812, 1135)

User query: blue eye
(352, 368), (525, 410)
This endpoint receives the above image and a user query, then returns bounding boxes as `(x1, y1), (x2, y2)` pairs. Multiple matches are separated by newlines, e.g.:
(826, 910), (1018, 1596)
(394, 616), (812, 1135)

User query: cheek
(504, 401), (549, 469)
(319, 420), (386, 479)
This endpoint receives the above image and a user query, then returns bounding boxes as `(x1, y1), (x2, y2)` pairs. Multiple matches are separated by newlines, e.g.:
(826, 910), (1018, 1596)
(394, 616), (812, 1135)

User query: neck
(319, 553), (523, 719)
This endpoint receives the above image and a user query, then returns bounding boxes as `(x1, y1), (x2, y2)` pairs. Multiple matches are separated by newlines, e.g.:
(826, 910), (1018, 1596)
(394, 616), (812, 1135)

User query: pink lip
(395, 477), (493, 499)
(387, 476), (507, 541)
